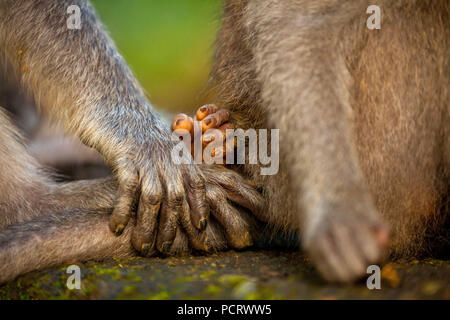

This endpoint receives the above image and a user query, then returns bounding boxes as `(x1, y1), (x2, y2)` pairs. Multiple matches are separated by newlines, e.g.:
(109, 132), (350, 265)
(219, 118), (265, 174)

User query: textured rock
(1, 250), (449, 299)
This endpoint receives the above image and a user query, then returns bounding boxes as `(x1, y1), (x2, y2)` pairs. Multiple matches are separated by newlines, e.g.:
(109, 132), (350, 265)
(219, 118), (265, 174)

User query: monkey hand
(302, 199), (390, 283)
(157, 164), (268, 256)
(172, 104), (235, 162)
(105, 120), (215, 256)
(107, 105), (267, 256)
(168, 104), (271, 252)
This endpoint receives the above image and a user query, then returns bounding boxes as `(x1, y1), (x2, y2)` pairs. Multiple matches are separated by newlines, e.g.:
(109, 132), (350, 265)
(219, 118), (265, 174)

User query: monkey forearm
(0, 1), (217, 252)
(0, 0), (167, 154)
(249, 1), (373, 221)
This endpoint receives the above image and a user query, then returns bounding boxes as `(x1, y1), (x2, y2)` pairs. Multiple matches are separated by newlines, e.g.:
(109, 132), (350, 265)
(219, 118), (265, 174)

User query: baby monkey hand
(172, 104), (236, 163)
(170, 105), (270, 251)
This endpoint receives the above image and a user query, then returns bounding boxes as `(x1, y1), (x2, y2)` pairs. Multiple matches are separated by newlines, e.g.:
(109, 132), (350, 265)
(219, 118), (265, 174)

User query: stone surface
(1, 250), (449, 300)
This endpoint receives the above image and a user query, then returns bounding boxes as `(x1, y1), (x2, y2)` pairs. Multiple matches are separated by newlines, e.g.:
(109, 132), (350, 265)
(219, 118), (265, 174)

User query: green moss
(147, 291), (170, 300)
(117, 285), (143, 300)
(205, 285), (222, 295)
(218, 274), (247, 287)
(1, 251), (449, 300)
(199, 270), (217, 280)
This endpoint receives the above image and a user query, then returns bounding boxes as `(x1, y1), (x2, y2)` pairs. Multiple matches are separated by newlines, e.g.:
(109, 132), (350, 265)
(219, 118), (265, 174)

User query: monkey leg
(28, 120), (105, 169)
(0, 207), (134, 283)
(352, 2), (450, 258)
(242, 1), (391, 283)
(0, 198), (239, 284)
(0, 169), (239, 283)
(0, 108), (112, 229)
(0, 107), (53, 229)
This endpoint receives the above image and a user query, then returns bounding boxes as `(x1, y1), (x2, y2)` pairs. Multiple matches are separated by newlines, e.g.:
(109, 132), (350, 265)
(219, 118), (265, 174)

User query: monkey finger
(210, 146), (224, 158)
(309, 236), (350, 283)
(331, 224), (367, 278)
(355, 223), (388, 264)
(219, 122), (235, 133)
(202, 129), (220, 147)
(179, 200), (210, 252)
(203, 166), (270, 222)
(202, 217), (228, 252)
(109, 169), (139, 236)
(156, 201), (179, 254)
(206, 185), (253, 249)
(223, 184), (266, 221)
(184, 169), (210, 231)
(165, 226), (191, 256)
(195, 104), (219, 121)
(201, 109), (230, 132)
(172, 113), (194, 133)
(131, 175), (162, 256)
(202, 123), (234, 147)
(155, 176), (185, 254)
(190, 142), (204, 159)
(373, 224), (390, 250)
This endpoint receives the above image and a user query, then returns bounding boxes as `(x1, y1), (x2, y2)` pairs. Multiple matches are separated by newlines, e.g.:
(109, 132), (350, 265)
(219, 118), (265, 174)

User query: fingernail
(199, 218), (207, 230)
(175, 118), (184, 126)
(205, 118), (214, 126)
(162, 242), (171, 253)
(115, 224), (125, 236)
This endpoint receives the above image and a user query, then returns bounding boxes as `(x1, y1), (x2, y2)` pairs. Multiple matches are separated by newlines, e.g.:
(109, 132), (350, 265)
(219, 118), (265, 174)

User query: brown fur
(0, 0), (447, 284)
(0, 0), (223, 256)
(209, 0), (449, 281)
(0, 95), (266, 283)
(0, 0), (264, 283)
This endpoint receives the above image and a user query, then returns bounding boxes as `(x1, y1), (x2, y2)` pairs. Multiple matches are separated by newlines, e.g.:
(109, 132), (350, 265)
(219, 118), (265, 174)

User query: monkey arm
(246, 0), (388, 282)
(0, 0), (215, 254)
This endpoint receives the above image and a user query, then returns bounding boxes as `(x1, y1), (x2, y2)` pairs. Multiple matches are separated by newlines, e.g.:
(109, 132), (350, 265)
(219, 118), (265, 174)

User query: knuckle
(169, 192), (185, 207)
(140, 171), (163, 205)
(166, 184), (185, 207)
(189, 177), (205, 192)
(145, 193), (162, 206)
(142, 185), (163, 206)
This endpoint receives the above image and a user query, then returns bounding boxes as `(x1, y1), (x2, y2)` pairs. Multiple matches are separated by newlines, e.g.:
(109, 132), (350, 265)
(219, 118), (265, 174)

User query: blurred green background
(91, 0), (222, 114)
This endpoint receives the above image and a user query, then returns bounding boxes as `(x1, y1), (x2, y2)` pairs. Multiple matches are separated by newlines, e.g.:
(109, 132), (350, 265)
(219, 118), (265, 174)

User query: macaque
(0, 0), (263, 283)
(177, 0), (449, 282)
(0, 0), (448, 284)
